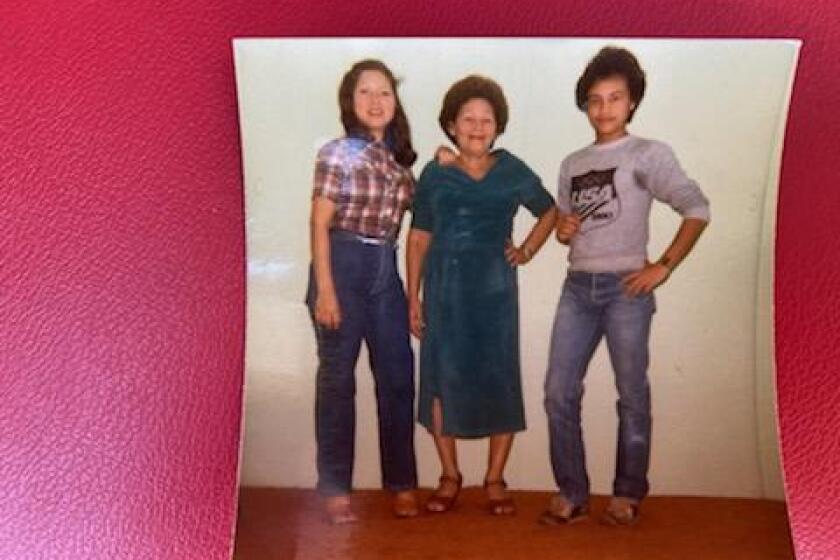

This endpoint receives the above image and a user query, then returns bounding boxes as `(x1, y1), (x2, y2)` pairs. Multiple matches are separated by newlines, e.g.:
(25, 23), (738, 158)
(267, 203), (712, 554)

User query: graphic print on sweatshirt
(570, 167), (620, 233)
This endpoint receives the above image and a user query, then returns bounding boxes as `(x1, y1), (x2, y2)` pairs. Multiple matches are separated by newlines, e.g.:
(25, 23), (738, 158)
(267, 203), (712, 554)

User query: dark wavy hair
(575, 47), (646, 122)
(438, 75), (509, 145)
(338, 59), (417, 167)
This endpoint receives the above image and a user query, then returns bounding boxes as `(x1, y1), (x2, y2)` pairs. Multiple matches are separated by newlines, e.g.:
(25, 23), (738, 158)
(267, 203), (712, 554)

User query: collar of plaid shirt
(348, 127), (397, 153)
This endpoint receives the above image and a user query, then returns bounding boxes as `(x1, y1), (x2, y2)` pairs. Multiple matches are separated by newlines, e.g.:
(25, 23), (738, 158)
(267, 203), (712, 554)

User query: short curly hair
(438, 75), (508, 145)
(576, 47), (646, 122)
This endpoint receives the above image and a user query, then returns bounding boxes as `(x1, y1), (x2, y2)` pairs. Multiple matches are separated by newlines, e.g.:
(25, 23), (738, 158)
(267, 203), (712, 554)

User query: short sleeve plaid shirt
(312, 136), (415, 240)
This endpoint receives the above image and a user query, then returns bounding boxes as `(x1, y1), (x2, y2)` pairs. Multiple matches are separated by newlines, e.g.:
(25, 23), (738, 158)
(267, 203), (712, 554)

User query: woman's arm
(506, 207), (559, 266)
(406, 228), (432, 338)
(310, 196), (341, 329)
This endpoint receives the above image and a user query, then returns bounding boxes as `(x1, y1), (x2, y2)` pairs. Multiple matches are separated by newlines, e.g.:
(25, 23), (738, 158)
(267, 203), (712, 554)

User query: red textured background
(1, 2), (837, 559)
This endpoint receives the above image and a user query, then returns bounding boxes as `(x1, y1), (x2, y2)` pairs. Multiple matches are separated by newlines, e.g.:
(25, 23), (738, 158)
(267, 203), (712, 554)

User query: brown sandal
(484, 479), (516, 516)
(392, 490), (420, 519)
(539, 505), (588, 525)
(600, 498), (640, 526)
(324, 495), (358, 525)
(426, 473), (463, 513)
(538, 494), (588, 525)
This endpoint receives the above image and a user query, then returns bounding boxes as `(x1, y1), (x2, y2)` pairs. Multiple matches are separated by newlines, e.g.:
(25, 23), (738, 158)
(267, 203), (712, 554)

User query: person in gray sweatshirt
(539, 47), (710, 527)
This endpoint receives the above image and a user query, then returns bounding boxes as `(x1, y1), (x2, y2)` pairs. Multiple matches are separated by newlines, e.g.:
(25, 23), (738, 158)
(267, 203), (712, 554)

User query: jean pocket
(630, 291), (656, 314)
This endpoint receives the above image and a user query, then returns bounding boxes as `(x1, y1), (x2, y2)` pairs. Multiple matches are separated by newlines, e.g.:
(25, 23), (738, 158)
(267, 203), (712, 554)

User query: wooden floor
(233, 487), (794, 560)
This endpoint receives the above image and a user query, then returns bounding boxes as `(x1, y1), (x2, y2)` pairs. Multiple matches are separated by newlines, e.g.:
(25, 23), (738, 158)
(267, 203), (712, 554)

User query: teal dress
(411, 149), (555, 437)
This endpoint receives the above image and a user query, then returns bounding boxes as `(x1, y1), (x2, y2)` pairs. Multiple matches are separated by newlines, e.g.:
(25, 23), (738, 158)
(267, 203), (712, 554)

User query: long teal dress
(411, 149), (555, 437)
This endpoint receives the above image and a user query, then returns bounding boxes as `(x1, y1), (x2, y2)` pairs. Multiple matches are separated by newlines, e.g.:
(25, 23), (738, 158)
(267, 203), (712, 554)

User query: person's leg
(308, 239), (366, 523)
(426, 397), (462, 512)
(543, 274), (604, 517)
(486, 432), (514, 482)
(311, 318), (364, 522)
(365, 247), (419, 516)
(602, 280), (655, 523)
(313, 317), (363, 494)
(484, 432), (515, 514)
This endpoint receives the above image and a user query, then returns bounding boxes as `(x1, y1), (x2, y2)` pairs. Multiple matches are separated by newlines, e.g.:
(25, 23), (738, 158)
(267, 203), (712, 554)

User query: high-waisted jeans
(544, 271), (655, 507)
(306, 230), (417, 496)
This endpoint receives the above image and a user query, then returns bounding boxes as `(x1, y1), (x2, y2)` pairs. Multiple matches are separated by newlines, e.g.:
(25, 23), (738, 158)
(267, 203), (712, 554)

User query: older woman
(406, 76), (558, 515)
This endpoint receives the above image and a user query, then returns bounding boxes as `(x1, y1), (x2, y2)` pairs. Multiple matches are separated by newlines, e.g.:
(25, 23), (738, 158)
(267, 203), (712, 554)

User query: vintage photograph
(232, 37), (798, 557)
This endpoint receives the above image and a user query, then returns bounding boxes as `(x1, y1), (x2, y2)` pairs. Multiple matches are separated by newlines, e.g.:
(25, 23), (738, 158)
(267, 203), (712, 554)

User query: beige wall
(233, 38), (798, 499)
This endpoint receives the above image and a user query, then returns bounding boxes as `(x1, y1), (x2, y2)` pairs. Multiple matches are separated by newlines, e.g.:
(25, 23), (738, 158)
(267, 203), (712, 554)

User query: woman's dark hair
(575, 47), (646, 122)
(438, 75), (509, 145)
(338, 59), (417, 167)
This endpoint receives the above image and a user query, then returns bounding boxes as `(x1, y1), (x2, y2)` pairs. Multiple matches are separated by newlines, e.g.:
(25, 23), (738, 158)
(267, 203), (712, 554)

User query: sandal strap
(539, 504), (588, 525)
(603, 503), (639, 525)
(426, 473), (463, 513)
(439, 473), (463, 486)
(483, 478), (507, 489)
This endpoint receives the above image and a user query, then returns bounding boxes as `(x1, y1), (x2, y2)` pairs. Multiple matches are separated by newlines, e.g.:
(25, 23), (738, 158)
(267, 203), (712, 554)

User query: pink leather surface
(1, 2), (837, 559)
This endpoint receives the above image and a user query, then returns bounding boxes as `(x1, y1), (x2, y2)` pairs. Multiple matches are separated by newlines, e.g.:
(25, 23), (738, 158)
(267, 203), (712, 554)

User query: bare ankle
(608, 496), (639, 510)
(324, 495), (357, 525)
(394, 489), (417, 500)
(326, 494), (350, 506)
(549, 494), (575, 515)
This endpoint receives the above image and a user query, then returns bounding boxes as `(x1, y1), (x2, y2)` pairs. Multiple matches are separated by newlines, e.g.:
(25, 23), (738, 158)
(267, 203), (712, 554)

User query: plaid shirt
(312, 136), (414, 240)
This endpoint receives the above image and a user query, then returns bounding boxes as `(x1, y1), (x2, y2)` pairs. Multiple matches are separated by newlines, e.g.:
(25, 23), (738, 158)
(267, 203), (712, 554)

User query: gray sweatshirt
(557, 134), (710, 273)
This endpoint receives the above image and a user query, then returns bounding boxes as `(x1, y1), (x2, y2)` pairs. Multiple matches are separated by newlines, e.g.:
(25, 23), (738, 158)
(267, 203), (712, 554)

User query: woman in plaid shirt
(306, 59), (419, 524)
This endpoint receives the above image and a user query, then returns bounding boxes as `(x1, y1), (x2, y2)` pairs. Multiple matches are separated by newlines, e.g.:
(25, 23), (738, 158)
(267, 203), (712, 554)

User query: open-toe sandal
(538, 496), (588, 525)
(426, 473), (463, 513)
(484, 479), (516, 516)
(325, 497), (358, 525)
(600, 501), (640, 526)
(392, 490), (420, 519)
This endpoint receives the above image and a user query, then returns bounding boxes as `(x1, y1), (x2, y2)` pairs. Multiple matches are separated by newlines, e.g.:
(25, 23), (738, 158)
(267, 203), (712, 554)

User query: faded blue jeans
(306, 230), (417, 497)
(544, 271), (655, 507)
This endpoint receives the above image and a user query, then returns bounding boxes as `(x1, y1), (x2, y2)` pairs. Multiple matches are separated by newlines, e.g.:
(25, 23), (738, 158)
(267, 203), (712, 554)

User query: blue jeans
(306, 231), (417, 497)
(544, 271), (655, 507)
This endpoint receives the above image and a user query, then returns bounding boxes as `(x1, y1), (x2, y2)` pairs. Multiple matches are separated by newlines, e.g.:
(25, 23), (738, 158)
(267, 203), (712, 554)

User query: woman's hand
(314, 289), (342, 330)
(406, 228), (431, 339)
(505, 240), (533, 266)
(435, 145), (458, 166)
(622, 261), (670, 296)
(409, 298), (425, 338)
